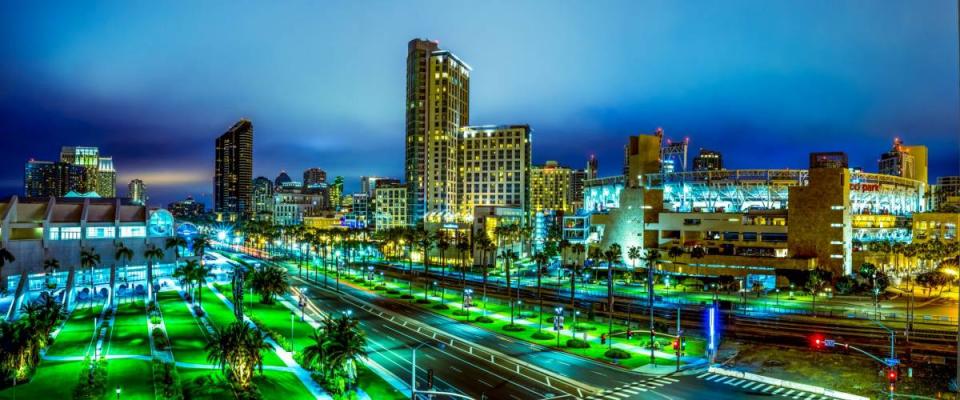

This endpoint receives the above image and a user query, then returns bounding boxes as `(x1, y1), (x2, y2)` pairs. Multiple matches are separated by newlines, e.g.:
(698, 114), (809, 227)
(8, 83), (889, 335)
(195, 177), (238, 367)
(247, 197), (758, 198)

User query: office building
(214, 119), (253, 218)
(457, 125), (531, 218)
(55, 146), (118, 197)
(932, 176), (960, 212)
(274, 171), (292, 188)
(24, 160), (89, 198)
(586, 154), (599, 179)
(330, 176), (344, 210)
(374, 182), (408, 230)
(809, 152), (848, 169)
(95, 157), (116, 197)
(303, 168), (327, 188)
(530, 161), (573, 215)
(167, 196), (205, 220)
(879, 138), (928, 184)
(252, 176), (275, 221)
(128, 179), (146, 205)
(693, 149), (723, 171)
(361, 176), (400, 196)
(624, 130), (663, 188)
(405, 39), (471, 224)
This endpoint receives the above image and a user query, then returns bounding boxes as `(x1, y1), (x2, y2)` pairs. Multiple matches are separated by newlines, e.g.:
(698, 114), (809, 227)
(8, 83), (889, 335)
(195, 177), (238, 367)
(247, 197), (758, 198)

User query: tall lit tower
(405, 38), (471, 224)
(879, 138), (927, 183)
(214, 119), (254, 218)
(128, 179), (146, 205)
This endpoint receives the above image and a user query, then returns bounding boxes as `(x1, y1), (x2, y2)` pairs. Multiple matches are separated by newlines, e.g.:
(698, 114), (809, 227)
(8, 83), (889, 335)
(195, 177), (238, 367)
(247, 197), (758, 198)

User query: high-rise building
(58, 146), (117, 197)
(530, 161), (573, 215)
(932, 176), (960, 212)
(303, 168), (327, 188)
(405, 38), (471, 224)
(128, 179), (146, 205)
(361, 176), (400, 196)
(458, 125), (531, 216)
(330, 176), (344, 210)
(24, 160), (89, 198)
(624, 131), (663, 188)
(214, 119), (254, 218)
(879, 138), (927, 183)
(586, 154), (599, 179)
(809, 152), (848, 169)
(693, 149), (723, 171)
(374, 182), (408, 230)
(252, 176), (274, 221)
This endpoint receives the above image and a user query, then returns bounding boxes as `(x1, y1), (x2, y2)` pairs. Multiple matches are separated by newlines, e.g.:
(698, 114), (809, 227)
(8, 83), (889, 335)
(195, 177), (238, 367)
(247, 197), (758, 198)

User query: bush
(152, 359), (184, 400)
(604, 348), (631, 360)
(432, 304), (450, 310)
(150, 315), (162, 325)
(152, 328), (170, 350)
(374, 285), (387, 291)
(574, 323), (596, 331)
(531, 331), (555, 340)
(474, 316), (494, 323)
(414, 299), (431, 304)
(502, 324), (525, 332)
(249, 316), (291, 352)
(451, 310), (469, 316)
(74, 356), (108, 399)
(566, 339), (590, 349)
(399, 294), (414, 299)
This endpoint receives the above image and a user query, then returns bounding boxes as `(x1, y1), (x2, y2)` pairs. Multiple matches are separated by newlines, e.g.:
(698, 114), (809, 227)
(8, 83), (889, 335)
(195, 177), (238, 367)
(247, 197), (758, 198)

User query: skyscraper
(530, 161), (572, 215)
(59, 146), (117, 197)
(405, 38), (471, 224)
(693, 149), (723, 171)
(586, 154), (599, 179)
(330, 176), (344, 210)
(128, 179), (146, 205)
(252, 176), (274, 221)
(24, 160), (88, 198)
(214, 119), (254, 218)
(879, 138), (927, 183)
(458, 125), (531, 215)
(274, 171), (292, 188)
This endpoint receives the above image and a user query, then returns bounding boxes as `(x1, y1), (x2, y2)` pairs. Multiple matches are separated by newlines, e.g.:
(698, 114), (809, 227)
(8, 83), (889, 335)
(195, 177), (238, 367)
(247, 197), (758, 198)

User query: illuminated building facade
(303, 168), (327, 187)
(128, 179), (146, 205)
(810, 152), (848, 169)
(879, 138), (928, 184)
(214, 119), (253, 218)
(931, 176), (960, 212)
(457, 125), (531, 220)
(24, 160), (88, 198)
(58, 146), (117, 197)
(0, 197), (176, 320)
(405, 39), (471, 224)
(374, 183), (407, 230)
(273, 191), (327, 226)
(252, 176), (274, 222)
(693, 149), (723, 171)
(530, 161), (573, 215)
(167, 196), (205, 220)
(330, 176), (344, 210)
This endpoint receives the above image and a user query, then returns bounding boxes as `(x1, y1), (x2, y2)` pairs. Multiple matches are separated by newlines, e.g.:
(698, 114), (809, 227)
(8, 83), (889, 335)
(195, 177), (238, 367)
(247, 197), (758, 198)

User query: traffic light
(810, 334), (825, 349)
(680, 336), (686, 351)
(626, 328), (633, 340)
(887, 368), (897, 383)
(600, 333), (607, 345)
(672, 338), (680, 351)
(427, 368), (435, 389)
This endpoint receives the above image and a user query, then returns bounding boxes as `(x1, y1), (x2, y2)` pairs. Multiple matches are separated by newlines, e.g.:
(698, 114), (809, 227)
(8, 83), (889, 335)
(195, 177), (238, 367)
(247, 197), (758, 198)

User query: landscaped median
(275, 258), (706, 370)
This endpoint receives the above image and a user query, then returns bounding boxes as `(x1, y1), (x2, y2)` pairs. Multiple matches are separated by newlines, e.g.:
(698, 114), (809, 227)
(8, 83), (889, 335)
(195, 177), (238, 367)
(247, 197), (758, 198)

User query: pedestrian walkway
(696, 371), (837, 399)
(584, 376), (679, 399)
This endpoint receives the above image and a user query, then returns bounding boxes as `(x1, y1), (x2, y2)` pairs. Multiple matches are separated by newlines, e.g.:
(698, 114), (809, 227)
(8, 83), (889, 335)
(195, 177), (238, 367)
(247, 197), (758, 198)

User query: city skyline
(1, 1), (958, 207)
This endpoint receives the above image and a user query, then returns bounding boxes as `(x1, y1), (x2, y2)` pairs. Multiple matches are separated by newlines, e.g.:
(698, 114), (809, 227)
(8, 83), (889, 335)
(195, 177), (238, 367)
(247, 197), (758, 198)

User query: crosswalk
(696, 372), (836, 399)
(585, 376), (679, 399)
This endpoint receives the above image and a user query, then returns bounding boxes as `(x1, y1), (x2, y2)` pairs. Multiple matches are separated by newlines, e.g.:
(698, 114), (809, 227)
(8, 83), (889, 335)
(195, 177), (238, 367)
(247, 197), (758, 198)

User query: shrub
(415, 299), (431, 304)
(387, 289), (401, 295)
(566, 339), (590, 348)
(502, 324), (525, 332)
(574, 323), (596, 331)
(474, 316), (494, 323)
(150, 315), (162, 325)
(152, 359), (183, 400)
(399, 294), (414, 299)
(432, 304), (450, 310)
(374, 285), (387, 291)
(74, 356), (108, 399)
(531, 331), (555, 340)
(604, 349), (631, 360)
(451, 310), (469, 316)
(152, 328), (169, 350)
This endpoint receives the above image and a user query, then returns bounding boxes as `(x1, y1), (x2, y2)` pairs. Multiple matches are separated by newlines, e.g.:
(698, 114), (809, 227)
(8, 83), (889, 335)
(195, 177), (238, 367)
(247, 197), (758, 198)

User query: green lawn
(213, 283), (317, 352)
(46, 304), (103, 357)
(157, 290), (212, 365)
(197, 286), (286, 367)
(0, 361), (78, 400)
(107, 300), (151, 357)
(105, 359), (155, 400)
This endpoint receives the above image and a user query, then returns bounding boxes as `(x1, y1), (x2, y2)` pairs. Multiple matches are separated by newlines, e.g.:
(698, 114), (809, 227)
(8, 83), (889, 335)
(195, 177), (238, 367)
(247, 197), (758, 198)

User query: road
(216, 249), (849, 400)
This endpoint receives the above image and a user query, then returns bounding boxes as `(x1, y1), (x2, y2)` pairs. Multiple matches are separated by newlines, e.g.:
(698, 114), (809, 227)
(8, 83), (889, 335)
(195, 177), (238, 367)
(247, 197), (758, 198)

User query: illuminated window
(86, 227), (116, 239)
(831, 205), (844, 210)
(830, 223), (844, 228)
(830, 254), (844, 259)
(830, 240), (844, 245)
(120, 226), (146, 238)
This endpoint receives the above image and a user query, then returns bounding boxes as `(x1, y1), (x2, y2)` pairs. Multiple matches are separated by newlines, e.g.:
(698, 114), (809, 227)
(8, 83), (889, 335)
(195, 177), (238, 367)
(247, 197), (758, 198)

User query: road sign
(824, 339), (836, 348)
(884, 358), (899, 367)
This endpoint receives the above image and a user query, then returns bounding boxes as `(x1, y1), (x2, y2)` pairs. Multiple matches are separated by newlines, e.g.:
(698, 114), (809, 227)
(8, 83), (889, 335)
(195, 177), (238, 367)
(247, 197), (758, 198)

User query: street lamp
(290, 311), (295, 353)
(554, 307), (564, 347)
(462, 288), (473, 321)
(115, 385), (121, 400)
(776, 288), (780, 308)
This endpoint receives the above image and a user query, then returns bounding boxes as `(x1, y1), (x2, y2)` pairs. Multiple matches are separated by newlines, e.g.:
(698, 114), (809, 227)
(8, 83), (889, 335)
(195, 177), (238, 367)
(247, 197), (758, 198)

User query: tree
(569, 243), (586, 309)
(500, 249), (519, 325)
(322, 315), (367, 390)
(456, 234), (470, 290)
(435, 232), (450, 304)
(114, 242), (134, 305)
(474, 233), (495, 316)
(806, 267), (833, 315)
(248, 265), (288, 305)
(42, 258), (60, 292)
(80, 247), (101, 308)
(603, 244), (621, 348)
(143, 245), (164, 303)
(532, 251), (549, 333)
(165, 236), (187, 268)
(205, 321), (273, 390)
(0, 246), (14, 277)
(173, 260), (200, 302)
(190, 261), (212, 308)
(416, 229), (433, 301)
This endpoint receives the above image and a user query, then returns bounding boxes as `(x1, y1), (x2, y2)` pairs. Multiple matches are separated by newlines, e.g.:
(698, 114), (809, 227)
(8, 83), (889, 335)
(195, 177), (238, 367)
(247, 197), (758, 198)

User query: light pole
(463, 288), (473, 322)
(775, 288), (780, 308)
(290, 311), (295, 352)
(115, 385), (121, 400)
(554, 307), (564, 348)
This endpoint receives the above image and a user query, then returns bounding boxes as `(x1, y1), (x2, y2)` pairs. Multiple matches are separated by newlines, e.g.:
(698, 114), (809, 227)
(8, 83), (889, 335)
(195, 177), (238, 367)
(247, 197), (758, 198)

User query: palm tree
(603, 244), (621, 348)
(321, 315), (368, 389)
(532, 251), (549, 333)
(165, 236), (188, 266)
(114, 242), (134, 305)
(80, 247), (101, 308)
(173, 259), (199, 302)
(456, 234), (470, 290)
(570, 243), (585, 308)
(557, 239), (571, 284)
(435, 232), (450, 304)
(301, 328), (329, 379)
(500, 249), (519, 325)
(42, 258), (60, 292)
(205, 321), (273, 390)
(0, 246), (14, 276)
(628, 246), (642, 272)
(806, 267), (833, 316)
(248, 265), (288, 305)
(143, 245), (164, 303)
(416, 229), (433, 301)
(190, 261), (212, 308)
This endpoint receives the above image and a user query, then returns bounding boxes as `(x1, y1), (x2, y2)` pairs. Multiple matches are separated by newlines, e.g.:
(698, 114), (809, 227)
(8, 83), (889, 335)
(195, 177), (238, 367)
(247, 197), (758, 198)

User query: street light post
(290, 311), (295, 353)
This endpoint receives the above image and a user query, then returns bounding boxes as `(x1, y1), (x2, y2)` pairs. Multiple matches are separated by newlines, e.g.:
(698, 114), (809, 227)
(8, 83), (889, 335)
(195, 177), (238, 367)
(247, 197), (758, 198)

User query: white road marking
(772, 388), (785, 394)
(742, 382), (757, 390)
(697, 372), (711, 378)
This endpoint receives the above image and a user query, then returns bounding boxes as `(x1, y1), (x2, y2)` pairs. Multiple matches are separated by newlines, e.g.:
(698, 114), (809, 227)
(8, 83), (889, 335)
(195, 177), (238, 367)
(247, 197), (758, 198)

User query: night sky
(1, 1), (958, 207)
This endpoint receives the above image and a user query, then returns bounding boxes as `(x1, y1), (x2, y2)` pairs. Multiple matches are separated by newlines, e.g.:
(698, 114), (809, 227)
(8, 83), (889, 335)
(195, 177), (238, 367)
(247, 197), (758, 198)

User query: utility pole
(648, 255), (655, 364)
(676, 307), (681, 372)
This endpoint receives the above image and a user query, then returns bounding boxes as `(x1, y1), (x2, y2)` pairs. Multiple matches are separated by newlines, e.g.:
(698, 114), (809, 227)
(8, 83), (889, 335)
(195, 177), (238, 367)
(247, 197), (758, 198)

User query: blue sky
(0, 1), (957, 206)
